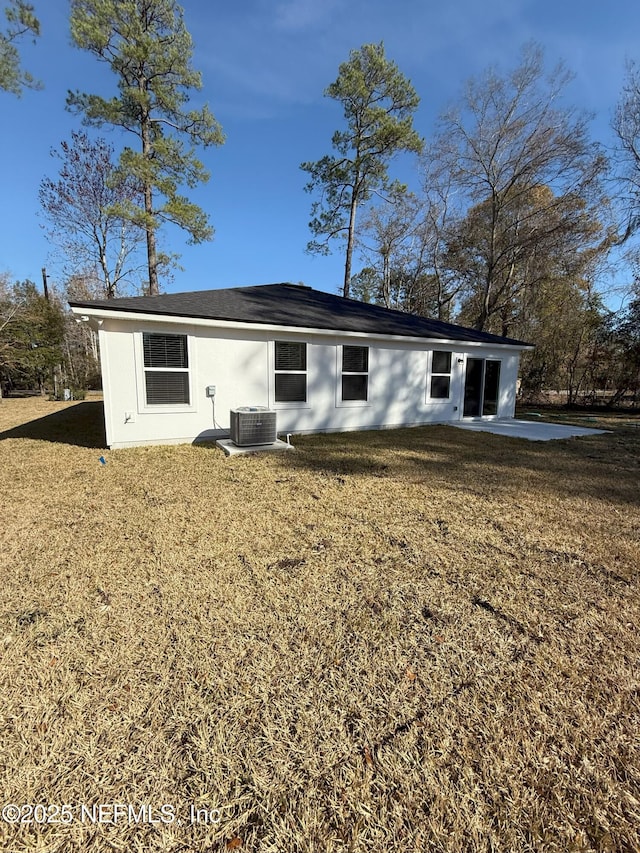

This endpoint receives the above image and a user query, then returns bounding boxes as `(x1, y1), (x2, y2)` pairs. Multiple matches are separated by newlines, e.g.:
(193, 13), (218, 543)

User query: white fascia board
(69, 305), (534, 351)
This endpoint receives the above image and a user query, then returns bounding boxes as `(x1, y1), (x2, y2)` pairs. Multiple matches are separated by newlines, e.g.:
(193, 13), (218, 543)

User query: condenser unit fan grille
(230, 407), (277, 446)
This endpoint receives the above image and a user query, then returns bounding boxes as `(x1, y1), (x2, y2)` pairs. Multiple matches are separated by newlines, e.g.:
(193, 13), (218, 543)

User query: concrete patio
(451, 418), (608, 441)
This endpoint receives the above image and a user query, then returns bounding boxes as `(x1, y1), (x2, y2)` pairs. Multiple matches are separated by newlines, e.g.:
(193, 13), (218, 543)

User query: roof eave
(69, 303), (533, 350)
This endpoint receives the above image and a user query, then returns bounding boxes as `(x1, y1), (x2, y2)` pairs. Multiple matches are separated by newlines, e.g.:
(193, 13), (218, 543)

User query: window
(430, 350), (452, 399)
(142, 333), (190, 405)
(274, 341), (307, 402)
(342, 345), (369, 401)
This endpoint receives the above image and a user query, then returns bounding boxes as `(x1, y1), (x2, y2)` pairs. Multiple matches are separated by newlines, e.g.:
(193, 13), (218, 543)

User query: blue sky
(1, 0), (639, 299)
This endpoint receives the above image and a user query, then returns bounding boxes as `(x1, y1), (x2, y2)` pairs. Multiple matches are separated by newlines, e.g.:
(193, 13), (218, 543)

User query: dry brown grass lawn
(0, 398), (639, 853)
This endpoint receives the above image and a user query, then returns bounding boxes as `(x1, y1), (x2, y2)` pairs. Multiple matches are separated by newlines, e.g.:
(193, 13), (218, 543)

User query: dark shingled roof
(69, 283), (532, 347)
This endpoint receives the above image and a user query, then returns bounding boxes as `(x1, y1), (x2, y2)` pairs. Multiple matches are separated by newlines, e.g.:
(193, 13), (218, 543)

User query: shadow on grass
(277, 423), (640, 507)
(0, 401), (107, 449)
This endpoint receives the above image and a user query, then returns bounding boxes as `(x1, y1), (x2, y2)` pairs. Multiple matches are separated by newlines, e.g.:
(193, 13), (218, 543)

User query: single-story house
(69, 283), (533, 450)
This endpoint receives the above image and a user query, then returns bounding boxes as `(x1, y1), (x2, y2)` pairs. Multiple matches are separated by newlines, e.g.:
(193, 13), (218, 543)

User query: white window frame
(135, 330), (196, 414)
(270, 340), (310, 410)
(427, 349), (452, 401)
(336, 344), (371, 408)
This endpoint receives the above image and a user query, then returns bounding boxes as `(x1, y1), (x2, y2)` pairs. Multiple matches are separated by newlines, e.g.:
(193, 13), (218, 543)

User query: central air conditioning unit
(230, 407), (277, 446)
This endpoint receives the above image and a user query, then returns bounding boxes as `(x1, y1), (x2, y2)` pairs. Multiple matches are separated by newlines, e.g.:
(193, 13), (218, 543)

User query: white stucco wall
(95, 317), (522, 448)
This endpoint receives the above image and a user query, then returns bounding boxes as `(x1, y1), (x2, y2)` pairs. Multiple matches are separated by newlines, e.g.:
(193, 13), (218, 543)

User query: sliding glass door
(482, 360), (501, 415)
(463, 358), (501, 417)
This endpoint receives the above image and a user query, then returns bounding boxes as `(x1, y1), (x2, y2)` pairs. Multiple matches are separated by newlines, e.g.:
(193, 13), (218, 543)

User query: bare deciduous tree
(429, 43), (610, 332)
(613, 61), (640, 239)
(356, 184), (421, 310)
(40, 131), (146, 299)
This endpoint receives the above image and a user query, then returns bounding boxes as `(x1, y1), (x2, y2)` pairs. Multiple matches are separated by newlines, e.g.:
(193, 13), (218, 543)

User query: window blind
(342, 374), (368, 401)
(143, 333), (188, 369)
(275, 341), (306, 371)
(275, 373), (307, 402)
(342, 345), (368, 373)
(145, 372), (190, 405)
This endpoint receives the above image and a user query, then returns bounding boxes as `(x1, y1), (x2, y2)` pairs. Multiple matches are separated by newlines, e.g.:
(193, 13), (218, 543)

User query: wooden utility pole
(41, 267), (59, 397)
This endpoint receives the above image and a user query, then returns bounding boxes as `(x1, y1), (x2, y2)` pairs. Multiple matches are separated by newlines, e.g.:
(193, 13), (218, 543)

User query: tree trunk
(343, 183), (359, 299)
(140, 102), (159, 296)
(382, 250), (391, 308)
(145, 213), (159, 296)
(100, 247), (115, 300)
(92, 329), (99, 362)
(475, 283), (491, 331)
(475, 195), (498, 331)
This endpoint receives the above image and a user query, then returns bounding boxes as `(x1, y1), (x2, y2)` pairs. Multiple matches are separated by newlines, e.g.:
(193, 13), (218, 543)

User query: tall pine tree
(301, 43), (423, 297)
(0, 1), (40, 95)
(68, 0), (224, 295)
